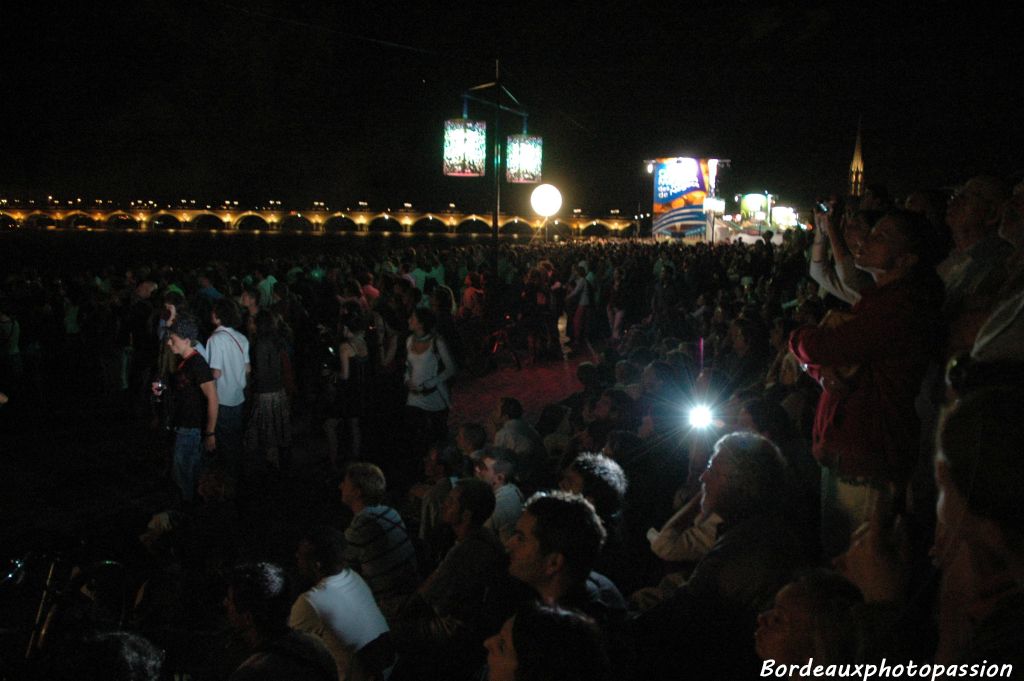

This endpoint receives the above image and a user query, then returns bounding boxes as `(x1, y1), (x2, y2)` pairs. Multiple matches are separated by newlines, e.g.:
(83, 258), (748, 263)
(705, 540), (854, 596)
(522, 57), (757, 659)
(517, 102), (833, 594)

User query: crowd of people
(2, 174), (1024, 680)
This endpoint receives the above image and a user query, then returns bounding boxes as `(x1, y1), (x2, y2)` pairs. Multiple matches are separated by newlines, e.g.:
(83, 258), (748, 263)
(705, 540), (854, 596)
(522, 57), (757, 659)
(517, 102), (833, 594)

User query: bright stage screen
(443, 119), (487, 177)
(651, 157), (719, 236)
(506, 135), (542, 183)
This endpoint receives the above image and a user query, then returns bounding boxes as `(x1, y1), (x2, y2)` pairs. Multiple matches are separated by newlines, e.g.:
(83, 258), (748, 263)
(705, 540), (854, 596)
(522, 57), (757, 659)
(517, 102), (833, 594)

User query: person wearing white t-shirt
(207, 299), (250, 486)
(290, 526), (395, 681)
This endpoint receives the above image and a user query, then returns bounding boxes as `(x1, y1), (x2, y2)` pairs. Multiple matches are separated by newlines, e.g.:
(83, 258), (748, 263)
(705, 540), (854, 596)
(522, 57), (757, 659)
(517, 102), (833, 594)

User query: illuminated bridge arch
(499, 218), (535, 236)
(61, 211), (99, 229)
(148, 213), (183, 230)
(581, 222), (610, 237)
(24, 213), (58, 229)
(234, 213), (270, 231)
(546, 222), (572, 239)
(0, 212), (19, 230)
(279, 215), (313, 232)
(368, 215), (401, 233)
(412, 216), (449, 234)
(188, 213), (227, 230)
(105, 212), (140, 229)
(456, 217), (491, 234)
(324, 215), (360, 233)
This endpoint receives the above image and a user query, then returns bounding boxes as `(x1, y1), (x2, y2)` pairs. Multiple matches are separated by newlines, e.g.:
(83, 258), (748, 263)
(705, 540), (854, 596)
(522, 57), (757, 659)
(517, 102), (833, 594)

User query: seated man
(340, 463), (419, 621)
(289, 526), (394, 681)
(454, 422), (487, 469)
(225, 562), (336, 681)
(491, 396), (547, 488)
(559, 452), (634, 593)
(505, 490), (628, 671)
(407, 443), (461, 571)
(394, 478), (512, 676)
(559, 453), (627, 529)
(633, 432), (809, 680)
(474, 446), (524, 543)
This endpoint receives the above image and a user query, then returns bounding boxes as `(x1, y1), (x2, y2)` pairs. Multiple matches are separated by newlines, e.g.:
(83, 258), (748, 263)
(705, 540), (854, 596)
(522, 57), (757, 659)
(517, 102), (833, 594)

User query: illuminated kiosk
(715, 193), (798, 244)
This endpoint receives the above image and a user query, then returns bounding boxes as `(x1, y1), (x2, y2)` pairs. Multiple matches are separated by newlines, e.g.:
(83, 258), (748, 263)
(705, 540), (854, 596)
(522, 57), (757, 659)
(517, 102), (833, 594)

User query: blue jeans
(173, 427), (203, 502)
(217, 403), (245, 484)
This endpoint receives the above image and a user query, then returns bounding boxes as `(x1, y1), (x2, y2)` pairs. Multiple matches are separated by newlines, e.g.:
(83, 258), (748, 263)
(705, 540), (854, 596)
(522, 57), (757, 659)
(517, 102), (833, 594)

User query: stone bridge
(0, 206), (639, 238)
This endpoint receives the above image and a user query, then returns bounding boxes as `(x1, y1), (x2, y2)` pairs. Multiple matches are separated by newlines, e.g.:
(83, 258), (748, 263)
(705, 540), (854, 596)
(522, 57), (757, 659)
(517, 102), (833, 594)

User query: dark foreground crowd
(2, 175), (1024, 681)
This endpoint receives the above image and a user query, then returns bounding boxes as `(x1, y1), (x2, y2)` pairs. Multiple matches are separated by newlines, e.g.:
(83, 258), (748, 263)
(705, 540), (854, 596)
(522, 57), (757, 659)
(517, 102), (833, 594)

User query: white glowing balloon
(530, 184), (562, 218)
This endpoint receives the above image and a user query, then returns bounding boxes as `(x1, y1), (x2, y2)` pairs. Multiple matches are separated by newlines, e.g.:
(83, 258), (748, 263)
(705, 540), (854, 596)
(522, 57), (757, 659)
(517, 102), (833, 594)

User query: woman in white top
(404, 308), (456, 445)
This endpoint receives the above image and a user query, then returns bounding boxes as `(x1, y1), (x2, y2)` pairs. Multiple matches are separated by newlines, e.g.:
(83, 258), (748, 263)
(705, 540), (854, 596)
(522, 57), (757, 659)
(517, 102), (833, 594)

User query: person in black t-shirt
(158, 315), (218, 503)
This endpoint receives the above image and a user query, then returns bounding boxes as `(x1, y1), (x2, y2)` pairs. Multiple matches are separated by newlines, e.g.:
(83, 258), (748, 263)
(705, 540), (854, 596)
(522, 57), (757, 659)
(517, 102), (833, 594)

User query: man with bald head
(942, 175), (1013, 356)
(971, 180), (1024, 363)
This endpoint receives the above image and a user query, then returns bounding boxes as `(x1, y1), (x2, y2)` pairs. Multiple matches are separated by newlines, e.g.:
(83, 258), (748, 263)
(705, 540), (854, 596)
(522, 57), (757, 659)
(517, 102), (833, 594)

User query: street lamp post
(444, 58), (541, 271)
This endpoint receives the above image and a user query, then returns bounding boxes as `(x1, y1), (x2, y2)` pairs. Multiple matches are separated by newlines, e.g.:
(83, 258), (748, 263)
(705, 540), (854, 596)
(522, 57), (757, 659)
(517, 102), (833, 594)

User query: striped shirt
(344, 505), (418, 618)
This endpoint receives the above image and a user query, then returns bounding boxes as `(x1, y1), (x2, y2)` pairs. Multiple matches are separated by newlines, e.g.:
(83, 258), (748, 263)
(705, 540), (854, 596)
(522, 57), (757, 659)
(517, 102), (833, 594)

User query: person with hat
(157, 313), (218, 504)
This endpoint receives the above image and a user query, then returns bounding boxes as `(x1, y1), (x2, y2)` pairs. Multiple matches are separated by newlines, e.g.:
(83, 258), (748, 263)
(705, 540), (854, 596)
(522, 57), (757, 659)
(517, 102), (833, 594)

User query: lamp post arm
(460, 93), (529, 120)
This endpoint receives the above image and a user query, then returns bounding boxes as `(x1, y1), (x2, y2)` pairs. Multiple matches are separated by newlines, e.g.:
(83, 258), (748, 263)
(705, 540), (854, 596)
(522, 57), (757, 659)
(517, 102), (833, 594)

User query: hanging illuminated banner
(443, 119), (487, 177)
(506, 135), (543, 183)
(651, 157), (720, 237)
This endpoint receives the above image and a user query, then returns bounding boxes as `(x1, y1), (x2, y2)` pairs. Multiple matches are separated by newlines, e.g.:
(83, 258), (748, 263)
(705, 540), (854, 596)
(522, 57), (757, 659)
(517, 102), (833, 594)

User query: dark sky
(2, 1), (1022, 215)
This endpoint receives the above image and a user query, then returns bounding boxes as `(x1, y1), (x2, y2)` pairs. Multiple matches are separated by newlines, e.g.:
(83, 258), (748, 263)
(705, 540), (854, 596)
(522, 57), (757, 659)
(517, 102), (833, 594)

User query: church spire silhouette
(850, 119), (864, 197)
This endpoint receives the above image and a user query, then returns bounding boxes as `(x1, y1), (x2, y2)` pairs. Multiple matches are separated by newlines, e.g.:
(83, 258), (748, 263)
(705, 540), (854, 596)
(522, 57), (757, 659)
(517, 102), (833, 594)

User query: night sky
(3, 1), (1022, 215)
